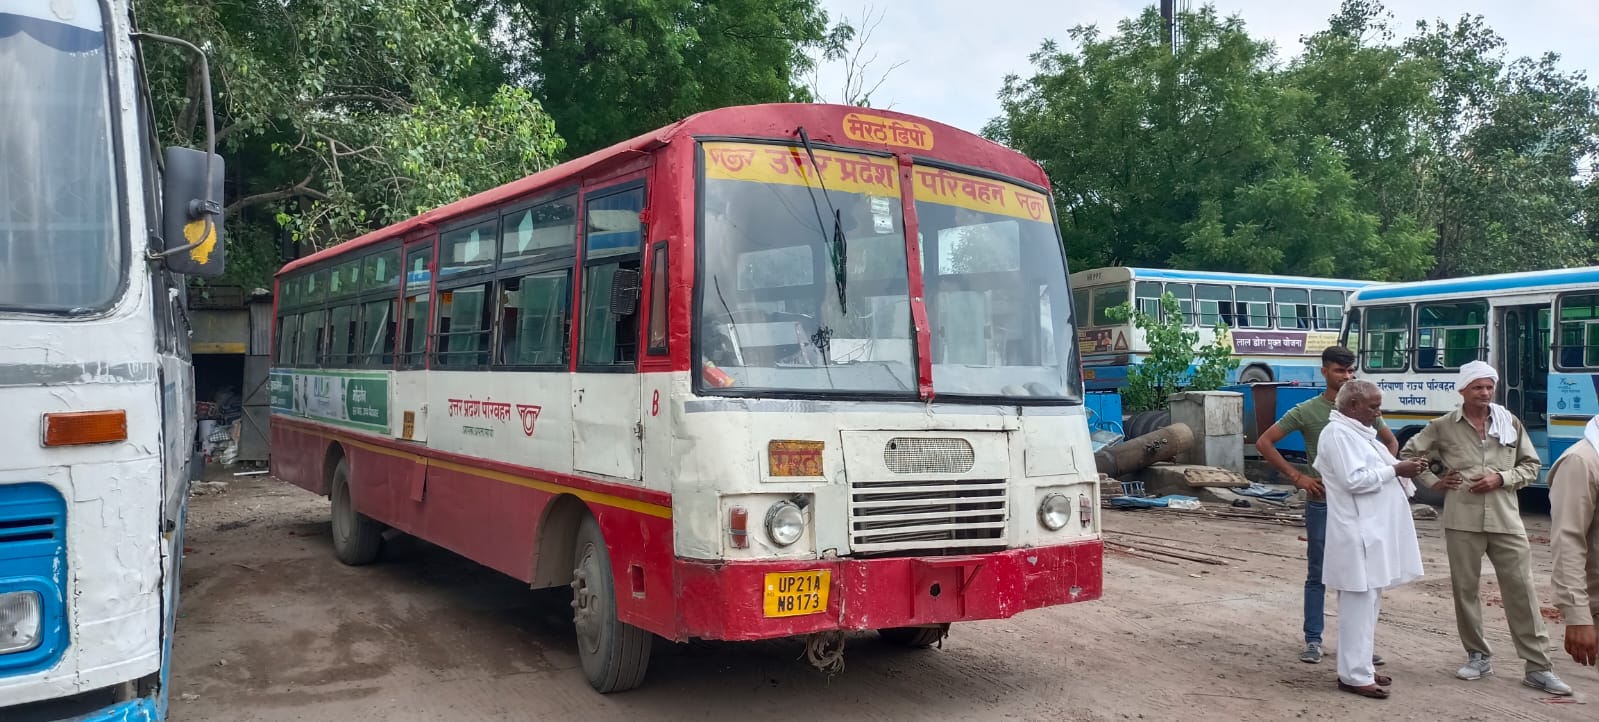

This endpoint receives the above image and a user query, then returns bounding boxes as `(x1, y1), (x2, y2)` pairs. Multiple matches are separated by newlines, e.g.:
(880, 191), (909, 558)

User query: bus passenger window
(433, 284), (493, 368)
(1235, 286), (1271, 328)
(1312, 290), (1344, 330)
(1274, 288), (1311, 329)
(359, 299), (396, 366)
(440, 218), (497, 277)
(1135, 281), (1162, 318)
(400, 244), (433, 368)
(1196, 284), (1232, 327)
(297, 309), (325, 367)
(500, 196), (577, 265)
(276, 314), (300, 366)
(1363, 306), (1409, 370)
(580, 187), (645, 367)
(1416, 301), (1486, 370)
(498, 271), (571, 366)
(1558, 294), (1599, 368)
(327, 305), (357, 366)
(1164, 283), (1195, 325)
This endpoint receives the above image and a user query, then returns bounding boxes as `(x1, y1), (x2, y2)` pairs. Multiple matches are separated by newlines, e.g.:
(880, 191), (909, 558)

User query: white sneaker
(1456, 652), (1492, 680)
(1523, 669), (1573, 696)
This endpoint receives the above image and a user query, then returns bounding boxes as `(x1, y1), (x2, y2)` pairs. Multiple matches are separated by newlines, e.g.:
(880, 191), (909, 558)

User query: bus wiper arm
(794, 127), (847, 318)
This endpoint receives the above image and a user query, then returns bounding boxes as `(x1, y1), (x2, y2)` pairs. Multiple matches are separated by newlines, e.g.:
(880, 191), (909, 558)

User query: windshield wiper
(794, 126), (847, 320)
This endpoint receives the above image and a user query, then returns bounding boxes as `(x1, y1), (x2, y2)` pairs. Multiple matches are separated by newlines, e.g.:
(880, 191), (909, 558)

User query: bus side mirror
(609, 267), (641, 316)
(161, 146), (226, 277)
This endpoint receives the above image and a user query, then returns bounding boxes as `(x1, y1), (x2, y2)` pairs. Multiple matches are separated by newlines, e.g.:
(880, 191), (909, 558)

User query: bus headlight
(765, 501), (806, 547)
(1039, 493), (1072, 531)
(0, 591), (42, 654)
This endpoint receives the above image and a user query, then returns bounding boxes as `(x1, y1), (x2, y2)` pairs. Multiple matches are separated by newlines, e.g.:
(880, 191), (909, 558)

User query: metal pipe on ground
(1093, 422), (1195, 477)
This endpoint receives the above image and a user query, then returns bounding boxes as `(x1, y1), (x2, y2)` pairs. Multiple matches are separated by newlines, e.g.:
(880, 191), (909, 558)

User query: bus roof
(1349, 266), (1599, 303)
(1069, 266), (1372, 290)
(278, 103), (1051, 278)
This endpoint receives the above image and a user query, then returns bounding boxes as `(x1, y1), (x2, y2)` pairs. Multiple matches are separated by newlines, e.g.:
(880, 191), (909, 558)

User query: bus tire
(330, 460), (383, 566)
(1238, 365), (1273, 384)
(571, 515), (651, 693)
(878, 624), (950, 648)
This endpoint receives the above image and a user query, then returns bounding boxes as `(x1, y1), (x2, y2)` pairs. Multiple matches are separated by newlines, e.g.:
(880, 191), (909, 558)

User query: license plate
(763, 570), (831, 618)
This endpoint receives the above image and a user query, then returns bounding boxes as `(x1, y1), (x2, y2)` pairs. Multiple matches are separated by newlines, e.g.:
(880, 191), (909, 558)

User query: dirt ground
(169, 474), (1597, 722)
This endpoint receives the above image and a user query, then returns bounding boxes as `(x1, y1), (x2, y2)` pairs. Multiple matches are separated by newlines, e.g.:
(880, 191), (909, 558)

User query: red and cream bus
(269, 103), (1102, 692)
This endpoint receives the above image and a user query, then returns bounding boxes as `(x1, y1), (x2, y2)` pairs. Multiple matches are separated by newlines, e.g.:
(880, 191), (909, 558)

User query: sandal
(1338, 680), (1390, 699)
(1374, 674), (1392, 687)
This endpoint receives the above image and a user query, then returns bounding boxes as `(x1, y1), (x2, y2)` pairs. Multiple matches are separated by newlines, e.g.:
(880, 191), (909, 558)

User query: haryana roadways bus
(1342, 266), (1599, 487)
(269, 103), (1102, 693)
(1070, 267), (1372, 392)
(1, 0), (225, 718)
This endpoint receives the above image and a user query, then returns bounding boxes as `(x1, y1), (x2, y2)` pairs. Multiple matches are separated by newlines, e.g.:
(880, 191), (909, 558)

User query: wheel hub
(570, 550), (602, 651)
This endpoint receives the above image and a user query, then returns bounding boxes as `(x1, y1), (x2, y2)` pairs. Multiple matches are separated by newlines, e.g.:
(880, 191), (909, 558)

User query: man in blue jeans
(1256, 346), (1399, 663)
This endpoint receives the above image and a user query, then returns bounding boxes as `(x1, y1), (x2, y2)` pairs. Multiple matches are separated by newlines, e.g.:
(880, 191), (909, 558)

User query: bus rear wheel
(330, 460), (382, 566)
(570, 515), (652, 693)
(878, 624), (950, 648)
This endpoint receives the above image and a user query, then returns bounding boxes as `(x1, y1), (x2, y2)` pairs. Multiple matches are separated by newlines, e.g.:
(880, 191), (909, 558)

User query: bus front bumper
(671, 538), (1103, 641)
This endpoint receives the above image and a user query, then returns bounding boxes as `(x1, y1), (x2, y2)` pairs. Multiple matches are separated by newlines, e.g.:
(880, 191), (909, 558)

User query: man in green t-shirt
(1256, 346), (1398, 664)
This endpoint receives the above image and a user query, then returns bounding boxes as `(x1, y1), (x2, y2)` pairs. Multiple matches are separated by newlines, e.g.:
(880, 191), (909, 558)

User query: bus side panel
(403, 462), (543, 583)
(269, 420), (334, 495)
(590, 503), (677, 636)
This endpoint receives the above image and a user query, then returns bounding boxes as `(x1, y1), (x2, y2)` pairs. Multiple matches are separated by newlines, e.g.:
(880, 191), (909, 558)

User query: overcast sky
(811, 0), (1599, 134)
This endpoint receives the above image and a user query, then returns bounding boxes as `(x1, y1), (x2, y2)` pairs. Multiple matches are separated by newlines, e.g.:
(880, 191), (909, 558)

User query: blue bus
(1069, 267), (1373, 392)
(1342, 266), (1599, 486)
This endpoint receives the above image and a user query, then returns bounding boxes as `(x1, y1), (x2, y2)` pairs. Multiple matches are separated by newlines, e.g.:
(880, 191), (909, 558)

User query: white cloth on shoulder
(1455, 361), (1518, 446)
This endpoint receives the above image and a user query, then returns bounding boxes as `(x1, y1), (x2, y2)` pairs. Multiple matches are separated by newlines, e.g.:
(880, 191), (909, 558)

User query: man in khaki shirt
(1548, 418), (1599, 669)
(1402, 361), (1572, 694)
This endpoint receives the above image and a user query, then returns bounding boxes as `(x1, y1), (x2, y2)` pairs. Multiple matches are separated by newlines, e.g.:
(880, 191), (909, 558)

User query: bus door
(572, 184), (646, 481)
(1496, 304), (1549, 437)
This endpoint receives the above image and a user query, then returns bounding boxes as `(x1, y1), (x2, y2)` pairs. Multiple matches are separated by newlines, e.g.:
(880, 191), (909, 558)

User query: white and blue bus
(1, 0), (222, 718)
(1069, 267), (1373, 392)
(1341, 266), (1599, 487)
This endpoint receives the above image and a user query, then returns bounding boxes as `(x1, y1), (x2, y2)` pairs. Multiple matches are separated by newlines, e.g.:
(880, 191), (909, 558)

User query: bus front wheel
(571, 515), (652, 693)
(330, 460), (382, 566)
(878, 624), (950, 648)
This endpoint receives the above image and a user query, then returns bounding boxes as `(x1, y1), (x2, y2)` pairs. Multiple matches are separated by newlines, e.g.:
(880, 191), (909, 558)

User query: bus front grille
(848, 478), (1007, 553)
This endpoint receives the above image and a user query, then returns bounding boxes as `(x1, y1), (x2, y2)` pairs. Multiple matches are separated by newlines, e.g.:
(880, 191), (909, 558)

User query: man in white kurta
(1314, 380), (1427, 697)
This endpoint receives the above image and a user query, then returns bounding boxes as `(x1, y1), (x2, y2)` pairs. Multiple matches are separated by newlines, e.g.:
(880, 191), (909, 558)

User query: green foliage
(989, 1), (1599, 281)
(490, 0), (842, 157)
(1105, 294), (1238, 412)
(136, 0), (565, 288)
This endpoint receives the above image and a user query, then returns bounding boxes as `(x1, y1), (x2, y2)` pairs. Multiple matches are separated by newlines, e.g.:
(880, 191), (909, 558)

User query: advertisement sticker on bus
(269, 370), (389, 432)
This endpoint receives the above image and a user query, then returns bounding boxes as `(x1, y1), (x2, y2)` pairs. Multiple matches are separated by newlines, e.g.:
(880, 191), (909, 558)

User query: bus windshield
(695, 142), (1081, 402)
(912, 165), (1079, 401)
(0, 6), (120, 312)
(698, 142), (917, 395)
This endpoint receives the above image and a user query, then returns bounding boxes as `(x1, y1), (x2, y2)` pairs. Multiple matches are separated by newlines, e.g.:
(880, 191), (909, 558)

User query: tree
(987, 1), (1599, 281)
(137, 0), (565, 287)
(489, 0), (843, 157)
(987, 7), (1423, 281)
(1105, 294), (1237, 412)
(807, 5), (906, 107)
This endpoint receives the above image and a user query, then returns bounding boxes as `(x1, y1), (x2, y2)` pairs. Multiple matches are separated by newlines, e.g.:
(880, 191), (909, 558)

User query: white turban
(1456, 360), (1517, 445)
(1456, 360), (1499, 390)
